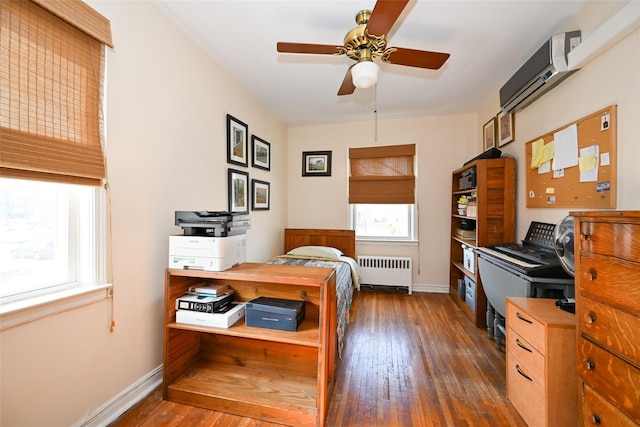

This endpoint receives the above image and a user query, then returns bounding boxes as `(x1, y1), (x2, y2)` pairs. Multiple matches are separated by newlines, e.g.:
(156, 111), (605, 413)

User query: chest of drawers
(572, 211), (640, 426)
(506, 297), (577, 427)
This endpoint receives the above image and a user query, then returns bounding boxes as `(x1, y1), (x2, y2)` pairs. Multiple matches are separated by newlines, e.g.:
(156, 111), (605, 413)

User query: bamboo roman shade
(0, 0), (113, 186)
(349, 143), (416, 204)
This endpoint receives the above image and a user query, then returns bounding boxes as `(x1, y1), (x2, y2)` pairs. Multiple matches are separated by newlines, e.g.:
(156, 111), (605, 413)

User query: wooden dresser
(506, 297), (577, 427)
(572, 211), (640, 426)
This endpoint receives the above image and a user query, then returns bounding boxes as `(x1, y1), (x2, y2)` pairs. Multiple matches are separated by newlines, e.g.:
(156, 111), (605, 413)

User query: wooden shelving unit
(449, 158), (515, 328)
(163, 263), (338, 427)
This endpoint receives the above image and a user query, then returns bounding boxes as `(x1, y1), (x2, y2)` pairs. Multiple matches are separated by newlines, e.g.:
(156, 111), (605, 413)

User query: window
(348, 144), (417, 241)
(0, 178), (104, 304)
(0, 0), (113, 326)
(352, 204), (416, 241)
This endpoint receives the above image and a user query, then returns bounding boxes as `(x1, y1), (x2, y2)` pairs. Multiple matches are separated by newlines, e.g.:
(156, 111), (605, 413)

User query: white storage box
(462, 244), (475, 274)
(176, 302), (245, 328)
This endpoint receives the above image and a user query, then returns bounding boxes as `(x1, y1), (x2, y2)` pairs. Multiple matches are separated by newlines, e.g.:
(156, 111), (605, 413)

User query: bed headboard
(284, 229), (356, 259)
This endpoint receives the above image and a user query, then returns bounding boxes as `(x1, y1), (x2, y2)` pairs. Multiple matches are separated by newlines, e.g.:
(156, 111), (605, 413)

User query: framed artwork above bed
(302, 151), (332, 177)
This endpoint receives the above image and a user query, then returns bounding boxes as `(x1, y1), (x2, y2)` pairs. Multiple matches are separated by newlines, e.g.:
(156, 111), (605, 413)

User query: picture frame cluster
(226, 114), (270, 212)
(483, 111), (515, 151)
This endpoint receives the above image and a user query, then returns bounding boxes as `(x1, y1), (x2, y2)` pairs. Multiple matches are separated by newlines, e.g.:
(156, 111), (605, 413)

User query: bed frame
(284, 228), (356, 259)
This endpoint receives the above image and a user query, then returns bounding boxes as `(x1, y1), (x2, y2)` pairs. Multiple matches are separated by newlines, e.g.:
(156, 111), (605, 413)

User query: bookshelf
(449, 158), (516, 328)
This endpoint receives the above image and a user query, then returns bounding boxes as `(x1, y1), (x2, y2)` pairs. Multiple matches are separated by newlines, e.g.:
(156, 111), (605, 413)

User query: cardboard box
(245, 297), (305, 332)
(465, 277), (476, 311)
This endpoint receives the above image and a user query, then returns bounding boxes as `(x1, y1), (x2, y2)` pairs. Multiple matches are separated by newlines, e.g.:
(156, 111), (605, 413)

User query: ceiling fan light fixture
(352, 60), (379, 89)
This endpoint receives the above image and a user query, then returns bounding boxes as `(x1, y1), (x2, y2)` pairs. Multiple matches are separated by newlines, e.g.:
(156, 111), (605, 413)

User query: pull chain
(374, 85), (378, 143)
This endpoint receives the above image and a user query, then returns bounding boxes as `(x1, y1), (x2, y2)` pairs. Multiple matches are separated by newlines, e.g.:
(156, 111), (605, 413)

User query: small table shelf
(163, 263), (338, 427)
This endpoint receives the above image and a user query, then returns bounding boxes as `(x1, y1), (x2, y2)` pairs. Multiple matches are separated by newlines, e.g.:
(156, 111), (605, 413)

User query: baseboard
(412, 283), (449, 293)
(75, 364), (163, 427)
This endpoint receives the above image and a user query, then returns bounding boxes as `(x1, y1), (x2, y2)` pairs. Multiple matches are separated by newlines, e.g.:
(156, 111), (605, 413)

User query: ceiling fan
(276, 0), (450, 96)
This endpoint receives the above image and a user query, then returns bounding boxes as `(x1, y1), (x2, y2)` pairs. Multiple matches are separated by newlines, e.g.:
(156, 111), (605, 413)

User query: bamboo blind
(349, 144), (416, 204)
(0, 0), (113, 185)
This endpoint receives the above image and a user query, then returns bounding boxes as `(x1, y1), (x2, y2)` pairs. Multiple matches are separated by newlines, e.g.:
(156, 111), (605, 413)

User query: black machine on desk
(476, 220), (574, 348)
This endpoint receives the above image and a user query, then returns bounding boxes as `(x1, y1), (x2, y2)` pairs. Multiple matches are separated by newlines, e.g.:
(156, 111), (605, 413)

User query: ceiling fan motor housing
(343, 10), (387, 62)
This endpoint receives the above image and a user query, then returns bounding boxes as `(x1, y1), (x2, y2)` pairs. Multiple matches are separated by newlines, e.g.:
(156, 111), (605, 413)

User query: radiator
(357, 256), (413, 294)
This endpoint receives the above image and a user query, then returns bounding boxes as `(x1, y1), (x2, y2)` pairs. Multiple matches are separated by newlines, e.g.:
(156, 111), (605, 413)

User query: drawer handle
(515, 338), (532, 353)
(583, 359), (595, 371)
(581, 232), (592, 241)
(516, 312), (533, 324)
(584, 311), (597, 324)
(584, 268), (597, 281)
(515, 364), (533, 382)
(588, 413), (601, 425)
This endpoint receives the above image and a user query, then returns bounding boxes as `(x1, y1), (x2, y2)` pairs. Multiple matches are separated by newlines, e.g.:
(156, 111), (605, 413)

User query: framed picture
(483, 117), (497, 151)
(302, 151), (332, 177)
(497, 111), (515, 147)
(251, 179), (270, 211)
(251, 135), (270, 171)
(227, 168), (249, 213)
(227, 114), (248, 167)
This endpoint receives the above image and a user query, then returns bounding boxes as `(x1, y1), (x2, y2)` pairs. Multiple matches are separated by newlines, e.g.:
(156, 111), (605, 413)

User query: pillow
(287, 245), (343, 261)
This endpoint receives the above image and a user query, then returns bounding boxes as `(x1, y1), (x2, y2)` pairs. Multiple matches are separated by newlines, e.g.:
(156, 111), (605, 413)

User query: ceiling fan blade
(384, 47), (450, 69)
(366, 0), (409, 37)
(277, 42), (344, 55)
(337, 66), (356, 96)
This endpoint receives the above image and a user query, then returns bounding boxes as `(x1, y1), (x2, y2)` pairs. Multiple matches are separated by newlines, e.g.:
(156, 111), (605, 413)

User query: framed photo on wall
(251, 179), (270, 211)
(228, 168), (249, 213)
(227, 114), (248, 167)
(302, 151), (332, 177)
(251, 135), (270, 171)
(497, 111), (515, 146)
(483, 117), (497, 151)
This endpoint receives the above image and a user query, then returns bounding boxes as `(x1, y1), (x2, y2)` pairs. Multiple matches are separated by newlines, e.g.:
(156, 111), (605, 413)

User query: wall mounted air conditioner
(500, 31), (581, 114)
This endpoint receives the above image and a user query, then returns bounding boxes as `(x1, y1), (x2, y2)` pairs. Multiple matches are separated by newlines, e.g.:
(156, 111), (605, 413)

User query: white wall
(0, 2), (287, 426)
(287, 113), (477, 290)
(479, 28), (640, 240)
(287, 9), (640, 289)
(1, 1), (638, 425)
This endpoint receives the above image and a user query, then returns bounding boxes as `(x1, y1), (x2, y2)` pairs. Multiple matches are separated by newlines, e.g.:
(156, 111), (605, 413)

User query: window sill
(0, 284), (113, 331)
(356, 239), (419, 246)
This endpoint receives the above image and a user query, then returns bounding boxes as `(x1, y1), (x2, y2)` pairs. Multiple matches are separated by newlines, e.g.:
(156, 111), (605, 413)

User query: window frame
(0, 181), (110, 331)
(350, 203), (418, 243)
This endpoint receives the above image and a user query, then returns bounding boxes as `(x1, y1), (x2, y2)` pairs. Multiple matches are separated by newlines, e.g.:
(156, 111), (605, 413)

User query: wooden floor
(110, 290), (526, 427)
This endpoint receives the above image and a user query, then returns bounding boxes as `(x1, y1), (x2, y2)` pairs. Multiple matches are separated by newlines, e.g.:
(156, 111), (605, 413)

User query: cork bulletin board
(525, 105), (616, 208)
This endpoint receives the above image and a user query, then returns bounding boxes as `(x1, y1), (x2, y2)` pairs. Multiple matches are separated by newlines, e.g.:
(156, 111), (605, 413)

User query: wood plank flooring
(109, 290), (526, 427)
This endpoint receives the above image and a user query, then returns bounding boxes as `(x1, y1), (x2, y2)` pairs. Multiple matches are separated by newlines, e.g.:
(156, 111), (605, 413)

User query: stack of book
(175, 283), (245, 328)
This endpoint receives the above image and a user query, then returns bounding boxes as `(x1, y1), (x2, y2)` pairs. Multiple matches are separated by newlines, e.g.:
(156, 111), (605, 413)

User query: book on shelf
(455, 228), (476, 239)
(176, 290), (235, 313)
(187, 282), (229, 296)
(176, 302), (246, 328)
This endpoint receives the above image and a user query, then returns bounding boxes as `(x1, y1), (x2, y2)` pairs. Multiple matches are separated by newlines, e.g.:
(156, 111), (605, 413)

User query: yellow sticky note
(579, 154), (597, 172)
(546, 187), (555, 194)
(541, 141), (554, 164)
(530, 138), (544, 169)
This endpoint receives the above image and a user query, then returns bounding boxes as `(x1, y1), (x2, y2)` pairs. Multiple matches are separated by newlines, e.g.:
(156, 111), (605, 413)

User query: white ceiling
(155, 0), (588, 127)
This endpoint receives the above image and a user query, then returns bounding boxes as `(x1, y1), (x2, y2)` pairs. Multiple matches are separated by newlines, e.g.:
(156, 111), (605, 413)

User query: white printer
(169, 211), (250, 271)
(169, 234), (246, 271)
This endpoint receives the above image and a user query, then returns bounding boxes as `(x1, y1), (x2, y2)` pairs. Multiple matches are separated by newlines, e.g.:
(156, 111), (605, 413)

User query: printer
(169, 211), (250, 271)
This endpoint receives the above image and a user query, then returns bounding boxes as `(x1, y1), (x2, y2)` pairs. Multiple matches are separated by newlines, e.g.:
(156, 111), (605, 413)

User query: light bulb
(351, 60), (379, 89)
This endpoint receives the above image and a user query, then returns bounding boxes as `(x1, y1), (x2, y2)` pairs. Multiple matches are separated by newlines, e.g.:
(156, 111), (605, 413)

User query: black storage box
(245, 297), (305, 332)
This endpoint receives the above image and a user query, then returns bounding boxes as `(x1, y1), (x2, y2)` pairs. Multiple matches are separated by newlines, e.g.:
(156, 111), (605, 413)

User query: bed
(267, 228), (359, 357)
